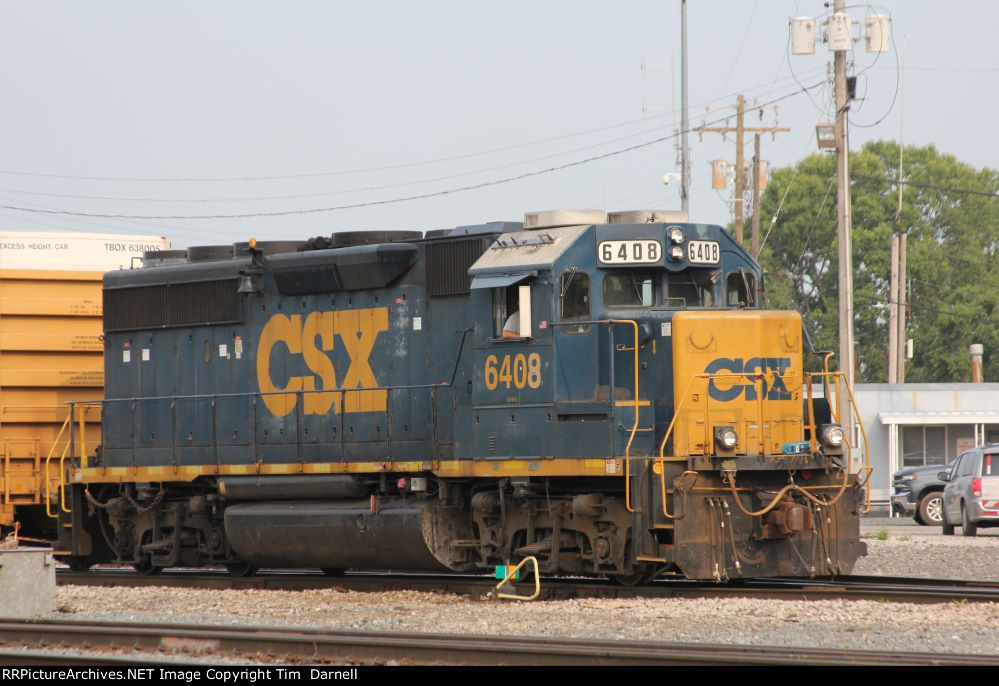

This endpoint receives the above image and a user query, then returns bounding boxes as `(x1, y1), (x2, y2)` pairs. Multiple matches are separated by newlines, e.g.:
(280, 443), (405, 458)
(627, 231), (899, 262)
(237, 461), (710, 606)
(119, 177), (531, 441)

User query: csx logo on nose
(703, 357), (793, 402)
(256, 307), (388, 417)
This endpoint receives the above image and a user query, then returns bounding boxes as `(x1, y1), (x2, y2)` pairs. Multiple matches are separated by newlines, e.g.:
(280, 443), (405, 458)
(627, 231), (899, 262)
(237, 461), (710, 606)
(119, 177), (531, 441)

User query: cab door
(469, 274), (553, 459)
(552, 270), (614, 458)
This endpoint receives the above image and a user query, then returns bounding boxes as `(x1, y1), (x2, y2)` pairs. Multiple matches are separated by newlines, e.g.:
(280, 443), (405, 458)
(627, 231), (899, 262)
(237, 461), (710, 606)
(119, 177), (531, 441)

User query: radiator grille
(426, 238), (488, 298)
(104, 279), (241, 331)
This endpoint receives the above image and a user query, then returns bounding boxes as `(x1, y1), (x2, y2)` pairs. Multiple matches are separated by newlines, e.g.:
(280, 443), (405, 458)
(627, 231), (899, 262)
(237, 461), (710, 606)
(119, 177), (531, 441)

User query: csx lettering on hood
(703, 357), (793, 401)
(256, 307), (388, 416)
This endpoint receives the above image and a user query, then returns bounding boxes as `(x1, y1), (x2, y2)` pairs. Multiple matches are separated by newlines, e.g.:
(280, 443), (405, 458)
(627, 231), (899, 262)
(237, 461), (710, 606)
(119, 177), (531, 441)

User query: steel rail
(0, 619), (995, 666)
(55, 568), (999, 605)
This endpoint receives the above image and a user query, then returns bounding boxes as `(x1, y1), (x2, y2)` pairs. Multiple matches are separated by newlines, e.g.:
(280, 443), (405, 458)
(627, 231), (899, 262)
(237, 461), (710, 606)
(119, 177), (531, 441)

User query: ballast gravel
(46, 531), (999, 659)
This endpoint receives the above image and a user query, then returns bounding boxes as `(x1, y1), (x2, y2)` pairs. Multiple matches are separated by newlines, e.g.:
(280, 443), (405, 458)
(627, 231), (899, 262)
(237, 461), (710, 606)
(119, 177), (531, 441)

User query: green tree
(757, 140), (999, 382)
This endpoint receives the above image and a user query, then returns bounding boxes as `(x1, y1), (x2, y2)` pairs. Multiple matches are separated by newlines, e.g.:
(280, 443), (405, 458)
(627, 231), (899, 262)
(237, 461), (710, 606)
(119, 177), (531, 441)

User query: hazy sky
(0, 1), (994, 248)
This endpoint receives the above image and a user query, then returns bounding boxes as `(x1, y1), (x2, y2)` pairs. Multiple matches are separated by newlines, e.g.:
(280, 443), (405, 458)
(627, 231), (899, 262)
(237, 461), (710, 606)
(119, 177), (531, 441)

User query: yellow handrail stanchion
(78, 404), (88, 466)
(611, 320), (641, 514)
(489, 556), (541, 601)
(43, 415), (71, 519)
(58, 438), (71, 514)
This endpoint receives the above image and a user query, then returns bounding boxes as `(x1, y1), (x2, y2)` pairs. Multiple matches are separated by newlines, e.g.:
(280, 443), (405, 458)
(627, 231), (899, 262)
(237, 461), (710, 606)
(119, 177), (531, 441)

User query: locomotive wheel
(226, 561), (259, 578)
(133, 558), (163, 575)
(65, 556), (95, 572)
(320, 568), (346, 577)
(610, 570), (654, 587)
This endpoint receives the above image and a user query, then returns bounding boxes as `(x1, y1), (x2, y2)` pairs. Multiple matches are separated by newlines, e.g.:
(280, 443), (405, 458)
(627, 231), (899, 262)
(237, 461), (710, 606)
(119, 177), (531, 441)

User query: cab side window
(560, 271), (590, 334)
(493, 284), (533, 339)
(726, 271), (757, 307)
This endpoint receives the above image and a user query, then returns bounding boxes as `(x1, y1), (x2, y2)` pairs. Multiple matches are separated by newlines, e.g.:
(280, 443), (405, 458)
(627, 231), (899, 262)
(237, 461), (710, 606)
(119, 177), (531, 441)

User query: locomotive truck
(52, 210), (870, 581)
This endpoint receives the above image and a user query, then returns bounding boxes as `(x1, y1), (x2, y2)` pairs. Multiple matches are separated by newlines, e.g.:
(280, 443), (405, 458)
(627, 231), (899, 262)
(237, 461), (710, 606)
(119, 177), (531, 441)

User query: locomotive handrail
(92, 351), (470, 471)
(43, 414), (72, 519)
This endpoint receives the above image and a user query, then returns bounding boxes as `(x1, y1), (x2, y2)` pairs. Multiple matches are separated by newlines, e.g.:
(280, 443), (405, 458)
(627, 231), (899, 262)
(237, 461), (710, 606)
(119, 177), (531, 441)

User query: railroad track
(57, 568), (999, 604)
(0, 619), (995, 666)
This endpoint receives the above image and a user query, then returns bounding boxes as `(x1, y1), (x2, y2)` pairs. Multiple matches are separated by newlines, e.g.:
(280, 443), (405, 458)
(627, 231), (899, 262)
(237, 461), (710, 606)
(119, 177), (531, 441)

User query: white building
(851, 383), (999, 515)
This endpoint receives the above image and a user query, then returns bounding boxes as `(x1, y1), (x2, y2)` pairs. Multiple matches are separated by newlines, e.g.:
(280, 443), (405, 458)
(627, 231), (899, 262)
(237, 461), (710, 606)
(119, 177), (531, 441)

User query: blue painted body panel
(99, 222), (762, 469)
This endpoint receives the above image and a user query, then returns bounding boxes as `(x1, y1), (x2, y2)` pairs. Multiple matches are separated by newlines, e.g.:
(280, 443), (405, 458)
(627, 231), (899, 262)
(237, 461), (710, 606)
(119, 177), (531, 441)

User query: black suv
(892, 464), (949, 525)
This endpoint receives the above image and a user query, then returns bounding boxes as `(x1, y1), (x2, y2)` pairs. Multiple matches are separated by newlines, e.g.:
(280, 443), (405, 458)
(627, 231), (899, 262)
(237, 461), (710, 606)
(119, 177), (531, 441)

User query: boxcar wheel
(961, 503), (978, 537)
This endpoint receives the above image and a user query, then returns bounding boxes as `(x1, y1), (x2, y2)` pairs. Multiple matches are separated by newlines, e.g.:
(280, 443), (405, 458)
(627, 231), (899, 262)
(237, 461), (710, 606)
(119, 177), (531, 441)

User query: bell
(237, 269), (263, 295)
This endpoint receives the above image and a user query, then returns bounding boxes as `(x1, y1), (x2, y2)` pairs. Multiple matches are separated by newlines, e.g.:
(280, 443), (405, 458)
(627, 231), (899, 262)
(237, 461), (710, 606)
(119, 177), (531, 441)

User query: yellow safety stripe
(75, 458), (625, 484)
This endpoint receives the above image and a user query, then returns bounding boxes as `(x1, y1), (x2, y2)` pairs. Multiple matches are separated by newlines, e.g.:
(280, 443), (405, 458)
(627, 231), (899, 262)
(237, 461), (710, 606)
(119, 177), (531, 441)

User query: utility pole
(734, 95), (746, 244)
(680, 0), (690, 215)
(697, 97), (788, 247)
(895, 39), (907, 383)
(751, 133), (762, 256)
(833, 0), (856, 440)
(791, 6), (891, 468)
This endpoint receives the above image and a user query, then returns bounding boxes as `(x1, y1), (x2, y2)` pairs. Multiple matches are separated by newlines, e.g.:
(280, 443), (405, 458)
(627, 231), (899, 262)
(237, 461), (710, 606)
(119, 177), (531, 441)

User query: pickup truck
(891, 463), (949, 525)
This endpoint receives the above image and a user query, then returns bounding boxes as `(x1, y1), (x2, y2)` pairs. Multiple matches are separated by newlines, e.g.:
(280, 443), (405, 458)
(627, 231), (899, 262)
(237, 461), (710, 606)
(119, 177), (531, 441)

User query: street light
(815, 123), (836, 150)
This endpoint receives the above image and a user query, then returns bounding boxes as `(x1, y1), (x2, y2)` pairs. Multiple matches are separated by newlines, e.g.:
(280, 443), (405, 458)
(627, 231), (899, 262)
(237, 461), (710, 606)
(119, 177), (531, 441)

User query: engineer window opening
(493, 284), (532, 339)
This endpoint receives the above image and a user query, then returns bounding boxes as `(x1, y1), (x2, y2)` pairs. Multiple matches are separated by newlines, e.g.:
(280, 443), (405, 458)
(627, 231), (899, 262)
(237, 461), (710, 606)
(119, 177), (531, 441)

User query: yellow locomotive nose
(670, 310), (804, 457)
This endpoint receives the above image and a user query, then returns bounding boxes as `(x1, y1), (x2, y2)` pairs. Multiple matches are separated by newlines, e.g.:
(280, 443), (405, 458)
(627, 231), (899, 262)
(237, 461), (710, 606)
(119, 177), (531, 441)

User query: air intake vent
(426, 237), (489, 297)
(104, 279), (241, 332)
(273, 264), (341, 295)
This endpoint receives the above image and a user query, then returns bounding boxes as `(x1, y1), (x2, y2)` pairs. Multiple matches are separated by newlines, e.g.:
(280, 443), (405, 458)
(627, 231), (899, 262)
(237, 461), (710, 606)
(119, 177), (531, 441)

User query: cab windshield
(664, 270), (716, 308)
(603, 272), (655, 307)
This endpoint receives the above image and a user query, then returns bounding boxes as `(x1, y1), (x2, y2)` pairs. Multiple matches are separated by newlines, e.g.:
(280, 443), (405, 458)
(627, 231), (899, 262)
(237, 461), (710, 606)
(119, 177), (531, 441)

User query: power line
(0, 81), (827, 221)
(853, 174), (999, 199)
(713, 0), (759, 99)
(0, 67), (828, 186)
(0, 121), (682, 204)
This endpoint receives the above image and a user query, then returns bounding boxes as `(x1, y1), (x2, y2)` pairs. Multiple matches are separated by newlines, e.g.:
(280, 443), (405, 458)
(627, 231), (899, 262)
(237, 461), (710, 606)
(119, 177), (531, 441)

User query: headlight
(668, 226), (685, 244)
(820, 424), (845, 448)
(670, 245), (685, 260)
(715, 427), (738, 450)
(902, 474), (917, 481)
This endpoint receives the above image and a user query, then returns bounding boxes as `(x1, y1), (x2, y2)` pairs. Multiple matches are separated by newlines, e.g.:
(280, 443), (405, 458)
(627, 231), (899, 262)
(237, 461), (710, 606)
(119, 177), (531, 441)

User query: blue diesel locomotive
(56, 210), (870, 581)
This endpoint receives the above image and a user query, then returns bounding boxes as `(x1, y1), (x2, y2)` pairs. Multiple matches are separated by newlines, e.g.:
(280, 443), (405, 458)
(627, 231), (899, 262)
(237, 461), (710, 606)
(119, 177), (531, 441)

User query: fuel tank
(223, 499), (475, 572)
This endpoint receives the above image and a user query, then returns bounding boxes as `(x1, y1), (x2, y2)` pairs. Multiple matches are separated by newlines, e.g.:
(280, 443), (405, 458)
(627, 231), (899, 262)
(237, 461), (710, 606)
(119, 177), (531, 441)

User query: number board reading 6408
(598, 240), (662, 265)
(686, 240), (720, 264)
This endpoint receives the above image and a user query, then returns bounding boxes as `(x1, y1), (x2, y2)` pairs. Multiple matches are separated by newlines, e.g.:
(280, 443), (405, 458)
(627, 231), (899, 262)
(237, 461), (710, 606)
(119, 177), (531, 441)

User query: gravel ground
(41, 533), (999, 659)
(855, 533), (999, 581)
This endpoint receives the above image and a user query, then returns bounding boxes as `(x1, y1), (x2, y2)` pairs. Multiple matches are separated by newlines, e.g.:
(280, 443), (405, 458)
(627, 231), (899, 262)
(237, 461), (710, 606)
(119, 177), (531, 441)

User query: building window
(901, 425), (948, 467)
